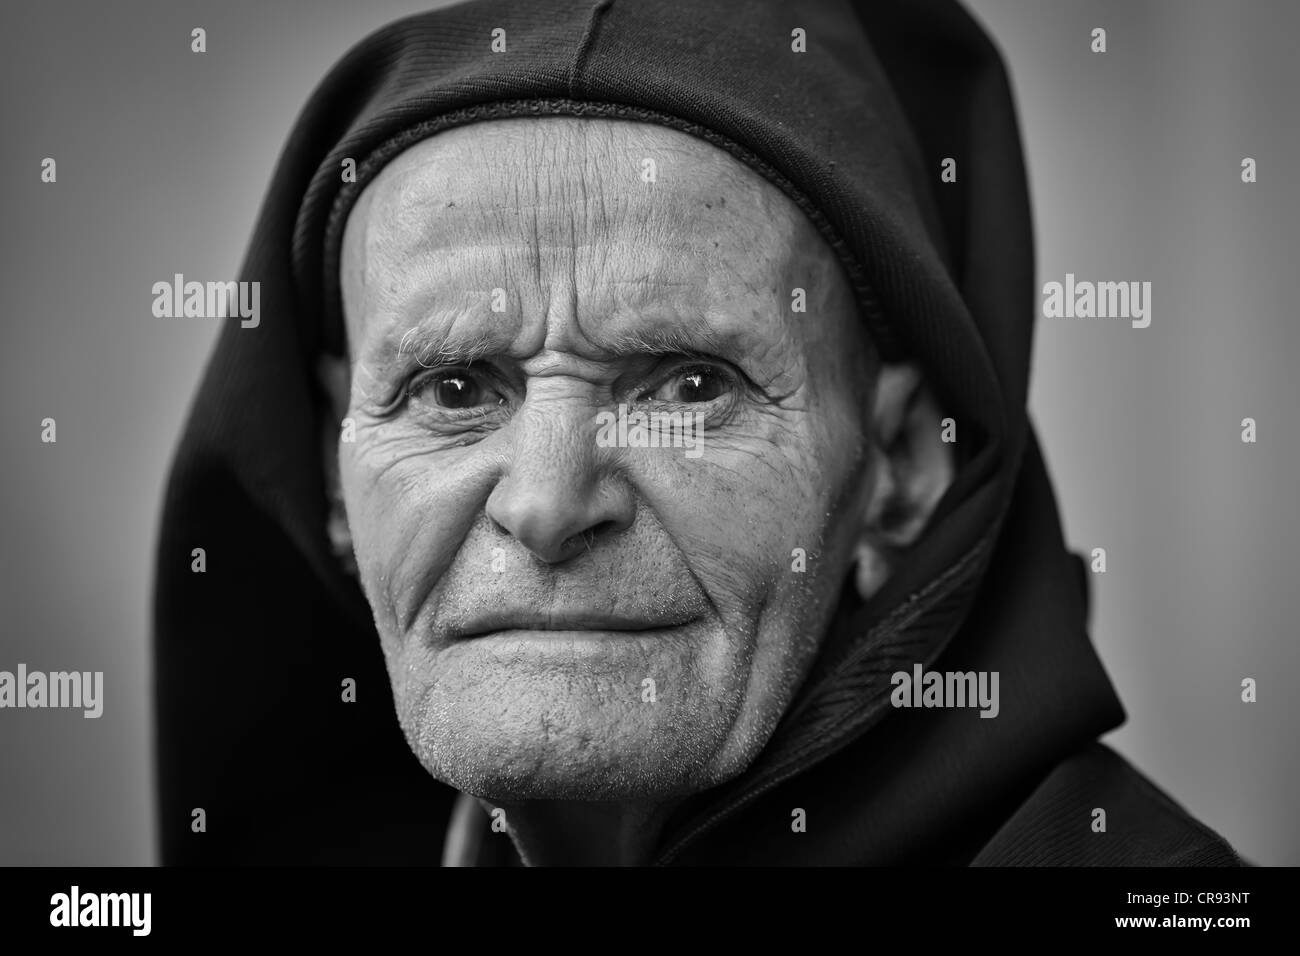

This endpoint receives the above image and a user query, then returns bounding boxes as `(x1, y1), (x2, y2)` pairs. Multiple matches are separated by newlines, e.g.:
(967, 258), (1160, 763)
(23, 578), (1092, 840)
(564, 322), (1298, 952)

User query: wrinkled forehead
(337, 116), (860, 367)
(344, 117), (806, 267)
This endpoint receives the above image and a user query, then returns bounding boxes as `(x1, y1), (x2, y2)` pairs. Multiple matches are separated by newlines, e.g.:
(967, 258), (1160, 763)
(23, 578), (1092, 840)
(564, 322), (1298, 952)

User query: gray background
(0, 0), (1295, 865)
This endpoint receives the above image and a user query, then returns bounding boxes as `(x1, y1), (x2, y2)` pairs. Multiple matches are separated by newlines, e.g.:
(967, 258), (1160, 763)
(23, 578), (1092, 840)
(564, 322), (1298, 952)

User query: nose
(485, 398), (635, 564)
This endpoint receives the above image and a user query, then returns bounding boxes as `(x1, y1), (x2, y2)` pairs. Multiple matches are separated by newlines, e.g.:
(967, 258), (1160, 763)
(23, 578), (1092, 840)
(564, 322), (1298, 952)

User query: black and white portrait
(3, 0), (1295, 887)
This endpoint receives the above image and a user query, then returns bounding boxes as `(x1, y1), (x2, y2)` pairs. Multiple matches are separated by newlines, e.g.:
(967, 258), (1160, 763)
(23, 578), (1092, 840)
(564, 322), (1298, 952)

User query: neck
(485, 797), (680, 866)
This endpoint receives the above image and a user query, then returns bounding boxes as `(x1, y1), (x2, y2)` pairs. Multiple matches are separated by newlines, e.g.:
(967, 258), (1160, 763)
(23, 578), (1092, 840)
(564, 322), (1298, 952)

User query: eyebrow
(601, 317), (732, 359)
(395, 324), (501, 369)
(378, 307), (744, 371)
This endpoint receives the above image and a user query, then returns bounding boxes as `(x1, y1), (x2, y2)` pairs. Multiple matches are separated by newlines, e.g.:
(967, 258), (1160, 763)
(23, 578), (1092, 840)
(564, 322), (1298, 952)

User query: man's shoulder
(971, 742), (1242, 866)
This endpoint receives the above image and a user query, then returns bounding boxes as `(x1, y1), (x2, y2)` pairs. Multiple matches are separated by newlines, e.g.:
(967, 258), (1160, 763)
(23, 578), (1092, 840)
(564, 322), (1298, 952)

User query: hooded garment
(154, 0), (1240, 866)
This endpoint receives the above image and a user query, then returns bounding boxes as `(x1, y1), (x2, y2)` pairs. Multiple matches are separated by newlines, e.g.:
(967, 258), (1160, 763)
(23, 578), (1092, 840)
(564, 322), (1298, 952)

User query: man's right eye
(408, 369), (506, 411)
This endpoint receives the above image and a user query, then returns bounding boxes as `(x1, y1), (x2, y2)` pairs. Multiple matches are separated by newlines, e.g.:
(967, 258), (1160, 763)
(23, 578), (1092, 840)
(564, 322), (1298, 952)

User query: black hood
(154, 0), (1129, 865)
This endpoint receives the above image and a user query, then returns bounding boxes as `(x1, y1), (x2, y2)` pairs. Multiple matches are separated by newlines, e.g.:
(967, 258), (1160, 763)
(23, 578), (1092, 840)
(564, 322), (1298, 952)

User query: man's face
(337, 117), (877, 801)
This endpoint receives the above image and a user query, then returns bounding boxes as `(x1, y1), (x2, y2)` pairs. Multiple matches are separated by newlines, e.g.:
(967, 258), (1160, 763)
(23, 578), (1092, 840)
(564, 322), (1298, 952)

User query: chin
(390, 660), (763, 802)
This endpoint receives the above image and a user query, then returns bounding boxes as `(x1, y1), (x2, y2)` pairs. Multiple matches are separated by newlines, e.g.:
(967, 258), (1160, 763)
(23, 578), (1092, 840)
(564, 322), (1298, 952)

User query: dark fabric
(970, 744), (1242, 867)
(153, 0), (1238, 865)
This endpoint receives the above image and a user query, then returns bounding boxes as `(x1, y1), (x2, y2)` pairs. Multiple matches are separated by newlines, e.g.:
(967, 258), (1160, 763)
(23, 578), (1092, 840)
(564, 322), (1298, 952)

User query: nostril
(557, 530), (594, 558)
(484, 471), (636, 564)
(559, 523), (603, 557)
(586, 519), (623, 541)
(547, 520), (624, 562)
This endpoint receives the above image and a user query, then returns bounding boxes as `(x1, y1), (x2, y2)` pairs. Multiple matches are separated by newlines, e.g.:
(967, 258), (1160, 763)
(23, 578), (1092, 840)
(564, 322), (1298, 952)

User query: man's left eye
(644, 364), (732, 404)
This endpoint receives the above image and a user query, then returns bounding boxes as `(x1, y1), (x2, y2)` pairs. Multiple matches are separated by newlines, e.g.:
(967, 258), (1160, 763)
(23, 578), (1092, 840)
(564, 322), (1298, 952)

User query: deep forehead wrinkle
(381, 302), (742, 372)
(341, 117), (845, 375)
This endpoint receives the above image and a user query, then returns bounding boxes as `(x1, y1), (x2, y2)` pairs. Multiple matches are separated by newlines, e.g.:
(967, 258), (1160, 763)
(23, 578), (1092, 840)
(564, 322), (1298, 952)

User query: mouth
(454, 610), (699, 641)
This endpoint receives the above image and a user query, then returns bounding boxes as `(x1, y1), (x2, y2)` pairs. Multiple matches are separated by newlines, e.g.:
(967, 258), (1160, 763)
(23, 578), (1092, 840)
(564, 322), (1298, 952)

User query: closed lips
(456, 610), (696, 639)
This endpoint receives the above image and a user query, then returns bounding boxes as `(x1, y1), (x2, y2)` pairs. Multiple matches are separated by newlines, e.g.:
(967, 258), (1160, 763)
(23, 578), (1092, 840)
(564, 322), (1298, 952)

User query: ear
(316, 355), (357, 573)
(317, 354), (351, 423)
(854, 361), (955, 602)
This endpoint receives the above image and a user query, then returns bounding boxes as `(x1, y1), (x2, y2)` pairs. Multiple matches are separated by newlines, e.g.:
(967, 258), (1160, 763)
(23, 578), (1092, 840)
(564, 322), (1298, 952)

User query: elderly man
(155, 0), (1239, 866)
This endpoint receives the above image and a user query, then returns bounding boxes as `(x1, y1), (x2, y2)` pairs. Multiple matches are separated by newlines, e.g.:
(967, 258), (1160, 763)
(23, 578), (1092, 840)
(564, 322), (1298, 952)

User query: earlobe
(853, 362), (955, 601)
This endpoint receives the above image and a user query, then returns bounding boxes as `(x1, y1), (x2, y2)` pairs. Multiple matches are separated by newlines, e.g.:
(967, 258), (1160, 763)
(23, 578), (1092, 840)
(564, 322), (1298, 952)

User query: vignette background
(1, 0), (1295, 864)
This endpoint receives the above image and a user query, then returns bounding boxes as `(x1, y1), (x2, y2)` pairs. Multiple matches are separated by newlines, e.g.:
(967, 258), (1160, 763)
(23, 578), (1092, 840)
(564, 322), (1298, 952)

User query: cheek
(635, 391), (867, 735)
(641, 404), (864, 623)
(338, 426), (488, 634)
